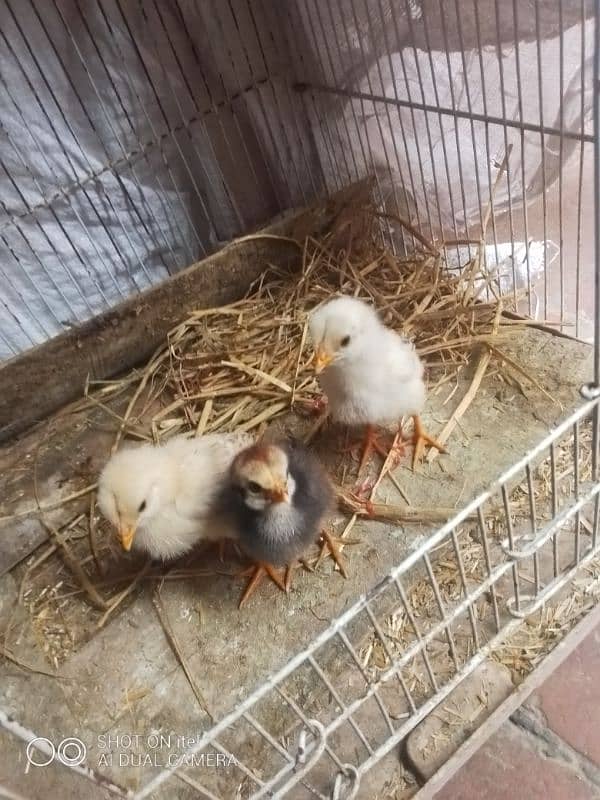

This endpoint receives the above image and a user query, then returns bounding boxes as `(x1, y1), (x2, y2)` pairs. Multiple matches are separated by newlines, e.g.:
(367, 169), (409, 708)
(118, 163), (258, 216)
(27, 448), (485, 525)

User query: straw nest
(92, 204), (522, 454)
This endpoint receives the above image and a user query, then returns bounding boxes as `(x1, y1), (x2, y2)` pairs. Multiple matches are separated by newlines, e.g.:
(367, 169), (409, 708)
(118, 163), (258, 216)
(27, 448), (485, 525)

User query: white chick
(97, 432), (253, 560)
(308, 296), (445, 469)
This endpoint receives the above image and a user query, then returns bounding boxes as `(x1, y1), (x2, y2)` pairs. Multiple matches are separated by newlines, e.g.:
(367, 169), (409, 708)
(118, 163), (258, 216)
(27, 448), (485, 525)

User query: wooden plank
(0, 181), (371, 443)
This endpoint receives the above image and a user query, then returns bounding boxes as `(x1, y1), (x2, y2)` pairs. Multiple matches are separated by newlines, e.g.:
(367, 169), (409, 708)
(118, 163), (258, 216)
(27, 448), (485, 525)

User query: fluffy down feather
(97, 432), (253, 560)
(220, 438), (334, 567)
(308, 296), (426, 426)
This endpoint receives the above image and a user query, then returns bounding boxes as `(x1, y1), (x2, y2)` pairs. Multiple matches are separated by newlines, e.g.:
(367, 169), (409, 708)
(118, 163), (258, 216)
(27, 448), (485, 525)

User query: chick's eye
(247, 481), (262, 494)
(340, 335), (351, 347)
(138, 500), (147, 512)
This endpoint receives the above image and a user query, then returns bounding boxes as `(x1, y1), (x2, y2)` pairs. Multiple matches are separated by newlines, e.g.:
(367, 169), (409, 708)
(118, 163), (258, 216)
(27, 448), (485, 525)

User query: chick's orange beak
(118, 522), (137, 552)
(268, 486), (289, 504)
(313, 347), (333, 374)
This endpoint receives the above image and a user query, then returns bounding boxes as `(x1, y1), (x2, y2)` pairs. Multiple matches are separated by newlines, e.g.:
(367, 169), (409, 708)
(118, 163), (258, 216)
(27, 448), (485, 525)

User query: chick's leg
(316, 530), (349, 578)
(411, 415), (447, 468)
(238, 562), (286, 608)
(284, 559), (314, 592)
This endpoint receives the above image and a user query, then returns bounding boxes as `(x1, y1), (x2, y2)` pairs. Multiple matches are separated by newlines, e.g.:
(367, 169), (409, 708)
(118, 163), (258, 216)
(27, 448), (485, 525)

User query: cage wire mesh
(1, 0), (600, 798)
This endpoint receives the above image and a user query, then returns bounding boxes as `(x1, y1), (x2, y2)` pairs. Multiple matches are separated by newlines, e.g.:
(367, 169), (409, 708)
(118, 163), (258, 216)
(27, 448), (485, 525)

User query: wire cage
(1, 1), (600, 798)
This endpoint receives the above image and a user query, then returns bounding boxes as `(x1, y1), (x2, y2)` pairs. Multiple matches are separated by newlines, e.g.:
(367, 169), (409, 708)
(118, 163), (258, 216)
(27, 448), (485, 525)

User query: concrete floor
(433, 622), (600, 800)
(0, 324), (594, 799)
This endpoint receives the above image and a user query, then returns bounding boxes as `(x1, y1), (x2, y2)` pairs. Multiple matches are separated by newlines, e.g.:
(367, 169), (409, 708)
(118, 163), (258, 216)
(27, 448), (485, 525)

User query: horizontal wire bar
(0, 709), (129, 797)
(293, 81), (594, 144)
(0, 71), (287, 238)
(352, 535), (600, 785)
(136, 399), (600, 799)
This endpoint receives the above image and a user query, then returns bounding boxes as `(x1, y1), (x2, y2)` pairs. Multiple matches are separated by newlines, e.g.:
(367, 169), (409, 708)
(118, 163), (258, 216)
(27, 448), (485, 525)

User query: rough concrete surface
(433, 623), (600, 799)
(405, 659), (514, 781)
(0, 325), (593, 798)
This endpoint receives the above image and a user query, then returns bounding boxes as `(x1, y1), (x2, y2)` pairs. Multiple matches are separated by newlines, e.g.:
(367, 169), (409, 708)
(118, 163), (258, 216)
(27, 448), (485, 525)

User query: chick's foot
(315, 530), (353, 578)
(237, 562), (286, 608)
(339, 425), (395, 474)
(411, 415), (447, 468)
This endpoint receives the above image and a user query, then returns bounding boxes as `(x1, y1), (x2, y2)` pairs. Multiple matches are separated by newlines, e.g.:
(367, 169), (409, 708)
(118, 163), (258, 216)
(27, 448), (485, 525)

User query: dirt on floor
(0, 323), (593, 799)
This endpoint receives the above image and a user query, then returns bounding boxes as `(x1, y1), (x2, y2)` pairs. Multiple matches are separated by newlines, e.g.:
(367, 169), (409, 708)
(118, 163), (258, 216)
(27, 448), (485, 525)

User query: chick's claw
(237, 562), (287, 608)
(340, 426), (392, 473)
(411, 415), (447, 468)
(316, 530), (350, 578)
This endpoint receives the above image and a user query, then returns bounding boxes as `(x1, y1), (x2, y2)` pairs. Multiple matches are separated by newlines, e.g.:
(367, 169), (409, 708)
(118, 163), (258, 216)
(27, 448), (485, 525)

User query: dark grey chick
(220, 437), (346, 607)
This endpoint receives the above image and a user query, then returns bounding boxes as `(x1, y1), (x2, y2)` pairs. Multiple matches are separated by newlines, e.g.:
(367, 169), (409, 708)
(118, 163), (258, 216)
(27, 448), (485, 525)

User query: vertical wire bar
(558, 0), (566, 330)
(243, 0), (311, 206)
(0, 159), (93, 316)
(307, 655), (374, 755)
(354, 0), (407, 252)
(374, 0), (418, 252)
(450, 529), (481, 650)
(393, 577), (439, 692)
(318, 0), (369, 181)
(1, 104), (118, 305)
(594, 0), (600, 481)
(0, 28), (104, 312)
(287, 1), (346, 190)
(273, 5), (329, 193)
(397, 0), (446, 240)
(146, 18), (246, 244)
(330, 0), (396, 242)
(242, 712), (295, 762)
(99, 0), (209, 256)
(113, 0), (219, 250)
(533, 0), (550, 321)
(184, 0), (270, 207)
(525, 464), (541, 594)
(29, 0), (160, 290)
(286, 3), (346, 197)
(148, 0), (247, 229)
(511, 0), (532, 316)
(453, 0), (486, 244)
(408, 0), (461, 258)
(216, 3), (291, 205)
(0, 321), (20, 355)
(501, 483), (521, 612)
(70, 0), (196, 271)
(362, 604), (417, 714)
(335, 629), (398, 732)
(0, 248), (54, 339)
(476, 508), (501, 631)
(324, 0), (387, 198)
(575, 0), (587, 339)
(0, 210), (67, 328)
(574, 421), (581, 563)
(1, 215), (80, 321)
(254, 0), (322, 197)
(550, 442), (559, 577)
(337, 0), (393, 194)
(435, 0), (475, 260)
(472, 0), (500, 263)
(0, 288), (39, 348)
(423, 552), (460, 670)
(492, 0), (518, 306)
(223, 0), (300, 206)
(6, 0), (160, 285)
(275, 686), (346, 771)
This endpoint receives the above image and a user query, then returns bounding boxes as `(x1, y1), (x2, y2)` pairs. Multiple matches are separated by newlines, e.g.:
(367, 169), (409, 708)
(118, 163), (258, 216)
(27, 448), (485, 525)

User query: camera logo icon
(26, 736), (87, 768)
